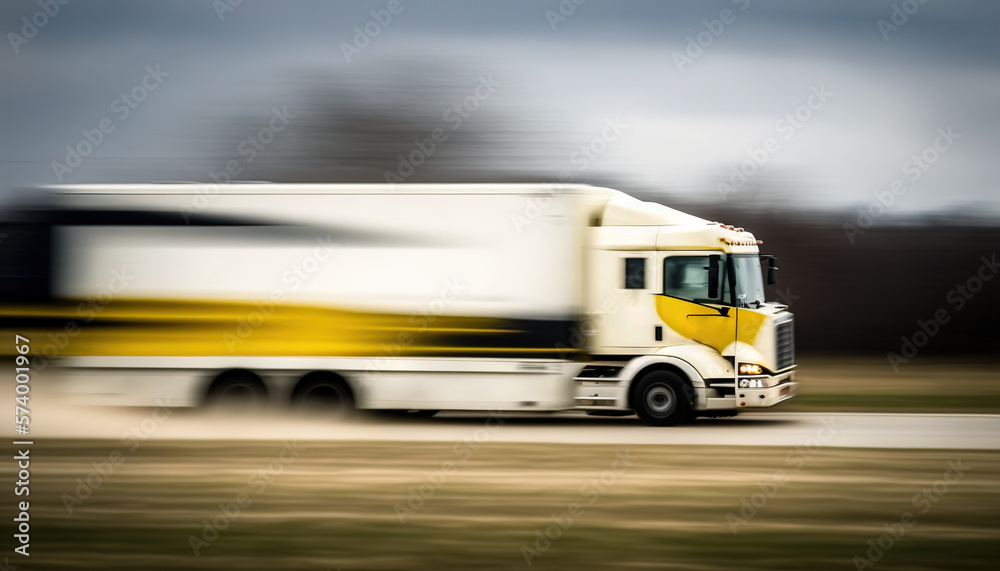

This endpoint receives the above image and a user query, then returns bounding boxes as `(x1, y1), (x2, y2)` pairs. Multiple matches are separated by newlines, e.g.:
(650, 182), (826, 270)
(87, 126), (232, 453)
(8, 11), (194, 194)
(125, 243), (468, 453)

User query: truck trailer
(0, 183), (796, 425)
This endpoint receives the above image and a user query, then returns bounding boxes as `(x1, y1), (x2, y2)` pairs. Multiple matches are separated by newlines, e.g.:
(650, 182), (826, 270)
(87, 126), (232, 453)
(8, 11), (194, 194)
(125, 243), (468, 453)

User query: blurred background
(3, 0), (998, 360)
(3, 3), (1000, 570)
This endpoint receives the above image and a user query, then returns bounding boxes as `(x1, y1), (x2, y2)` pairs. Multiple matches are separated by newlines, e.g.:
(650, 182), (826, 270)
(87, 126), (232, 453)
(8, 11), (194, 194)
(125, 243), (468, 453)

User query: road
(12, 399), (1000, 449)
(9, 403), (1000, 570)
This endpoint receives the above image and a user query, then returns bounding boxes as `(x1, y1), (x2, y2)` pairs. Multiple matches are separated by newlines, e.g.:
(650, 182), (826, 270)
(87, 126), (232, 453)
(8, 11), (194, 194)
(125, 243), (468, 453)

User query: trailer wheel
(206, 371), (268, 409)
(632, 370), (690, 426)
(291, 372), (354, 416)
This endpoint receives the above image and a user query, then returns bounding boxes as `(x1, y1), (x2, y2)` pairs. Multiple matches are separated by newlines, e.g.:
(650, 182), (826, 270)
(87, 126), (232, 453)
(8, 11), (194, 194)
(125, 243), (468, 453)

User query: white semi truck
(0, 183), (796, 425)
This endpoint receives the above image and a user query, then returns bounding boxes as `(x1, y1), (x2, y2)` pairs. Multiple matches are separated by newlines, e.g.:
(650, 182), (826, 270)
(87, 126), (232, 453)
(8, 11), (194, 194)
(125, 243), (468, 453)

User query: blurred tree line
(662, 196), (1000, 359)
(204, 65), (1000, 359)
(215, 63), (563, 184)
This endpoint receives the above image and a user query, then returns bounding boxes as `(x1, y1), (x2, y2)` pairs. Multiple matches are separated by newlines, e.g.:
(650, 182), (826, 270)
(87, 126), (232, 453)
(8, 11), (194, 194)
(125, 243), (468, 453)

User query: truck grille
(775, 319), (795, 371)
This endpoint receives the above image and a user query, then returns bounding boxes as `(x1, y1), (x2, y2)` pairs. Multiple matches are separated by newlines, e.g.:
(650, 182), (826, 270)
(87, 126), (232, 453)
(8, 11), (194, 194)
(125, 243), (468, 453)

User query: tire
(632, 370), (691, 426)
(291, 372), (354, 416)
(206, 371), (268, 410)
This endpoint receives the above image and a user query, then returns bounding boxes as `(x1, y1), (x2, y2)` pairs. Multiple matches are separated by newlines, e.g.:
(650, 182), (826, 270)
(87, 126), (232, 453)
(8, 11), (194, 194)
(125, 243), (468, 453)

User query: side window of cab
(662, 255), (723, 304)
(624, 258), (646, 289)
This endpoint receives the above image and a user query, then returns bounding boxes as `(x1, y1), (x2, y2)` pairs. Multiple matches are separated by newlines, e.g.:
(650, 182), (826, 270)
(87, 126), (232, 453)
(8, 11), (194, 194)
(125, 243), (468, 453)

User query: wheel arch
(290, 370), (356, 407)
(203, 368), (269, 405)
(620, 356), (704, 411)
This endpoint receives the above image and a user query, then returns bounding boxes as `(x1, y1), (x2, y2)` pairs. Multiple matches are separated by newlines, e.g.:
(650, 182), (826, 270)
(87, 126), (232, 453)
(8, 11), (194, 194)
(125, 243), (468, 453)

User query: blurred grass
(10, 440), (1000, 570)
(781, 356), (1000, 413)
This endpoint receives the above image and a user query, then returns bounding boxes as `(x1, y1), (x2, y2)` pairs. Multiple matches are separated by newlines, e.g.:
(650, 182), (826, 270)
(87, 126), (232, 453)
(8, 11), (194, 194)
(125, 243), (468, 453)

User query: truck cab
(574, 190), (797, 424)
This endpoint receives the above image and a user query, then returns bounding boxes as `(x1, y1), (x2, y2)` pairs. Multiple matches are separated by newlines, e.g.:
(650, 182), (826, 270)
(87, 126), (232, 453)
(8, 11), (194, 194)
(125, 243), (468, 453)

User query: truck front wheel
(632, 370), (690, 426)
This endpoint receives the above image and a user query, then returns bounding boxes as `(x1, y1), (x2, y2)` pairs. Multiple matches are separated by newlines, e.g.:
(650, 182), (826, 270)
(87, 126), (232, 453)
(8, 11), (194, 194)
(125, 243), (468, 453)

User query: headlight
(739, 379), (764, 388)
(738, 363), (763, 375)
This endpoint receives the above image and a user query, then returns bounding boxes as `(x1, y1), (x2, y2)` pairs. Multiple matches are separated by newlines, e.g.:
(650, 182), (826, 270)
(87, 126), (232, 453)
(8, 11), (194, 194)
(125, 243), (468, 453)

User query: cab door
(656, 253), (765, 355)
(586, 249), (659, 351)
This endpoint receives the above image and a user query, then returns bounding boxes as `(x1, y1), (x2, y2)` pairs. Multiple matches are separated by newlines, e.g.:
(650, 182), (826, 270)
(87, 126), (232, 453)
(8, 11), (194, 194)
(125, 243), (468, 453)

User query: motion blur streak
(1, 1), (998, 570)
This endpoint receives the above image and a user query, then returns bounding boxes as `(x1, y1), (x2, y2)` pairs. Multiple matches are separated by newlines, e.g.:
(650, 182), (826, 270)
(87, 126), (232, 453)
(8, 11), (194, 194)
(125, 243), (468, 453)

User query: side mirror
(762, 255), (778, 286)
(705, 254), (720, 298)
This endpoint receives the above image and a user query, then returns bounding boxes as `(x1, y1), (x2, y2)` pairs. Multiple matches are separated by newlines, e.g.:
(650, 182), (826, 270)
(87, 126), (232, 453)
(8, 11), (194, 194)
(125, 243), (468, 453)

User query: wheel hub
(646, 385), (675, 414)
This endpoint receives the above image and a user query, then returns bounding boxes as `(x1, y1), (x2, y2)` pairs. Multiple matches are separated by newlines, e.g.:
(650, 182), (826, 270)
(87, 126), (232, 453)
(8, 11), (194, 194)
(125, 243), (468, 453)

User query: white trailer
(0, 183), (796, 425)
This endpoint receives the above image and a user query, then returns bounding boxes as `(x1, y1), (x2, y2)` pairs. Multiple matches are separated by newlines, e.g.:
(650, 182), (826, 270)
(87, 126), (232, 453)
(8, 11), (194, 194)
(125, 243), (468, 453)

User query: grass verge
(9, 440), (999, 570)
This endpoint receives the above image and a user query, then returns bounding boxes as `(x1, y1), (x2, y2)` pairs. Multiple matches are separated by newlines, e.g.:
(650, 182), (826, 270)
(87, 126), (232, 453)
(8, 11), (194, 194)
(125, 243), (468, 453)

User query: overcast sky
(2, 0), (998, 213)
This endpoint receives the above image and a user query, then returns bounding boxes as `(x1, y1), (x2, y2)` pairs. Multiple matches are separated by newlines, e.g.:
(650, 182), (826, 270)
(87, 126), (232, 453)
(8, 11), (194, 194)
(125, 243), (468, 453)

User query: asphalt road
(12, 400), (1000, 449)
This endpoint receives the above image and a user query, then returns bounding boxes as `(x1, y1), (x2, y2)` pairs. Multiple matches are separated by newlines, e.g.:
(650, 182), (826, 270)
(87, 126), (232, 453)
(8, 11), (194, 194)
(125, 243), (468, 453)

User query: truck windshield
(724, 254), (766, 307)
(663, 254), (766, 307)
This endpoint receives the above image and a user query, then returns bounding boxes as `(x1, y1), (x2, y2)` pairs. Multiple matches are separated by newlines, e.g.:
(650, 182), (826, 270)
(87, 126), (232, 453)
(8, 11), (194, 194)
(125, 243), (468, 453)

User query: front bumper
(700, 370), (797, 410)
(737, 379), (798, 408)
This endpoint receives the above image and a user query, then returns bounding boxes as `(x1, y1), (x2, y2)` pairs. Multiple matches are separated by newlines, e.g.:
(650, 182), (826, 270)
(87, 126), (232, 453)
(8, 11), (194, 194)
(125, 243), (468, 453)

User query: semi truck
(0, 183), (796, 425)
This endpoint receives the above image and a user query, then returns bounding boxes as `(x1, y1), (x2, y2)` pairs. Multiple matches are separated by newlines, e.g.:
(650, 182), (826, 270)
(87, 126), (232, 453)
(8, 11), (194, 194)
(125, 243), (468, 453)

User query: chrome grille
(775, 319), (795, 371)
